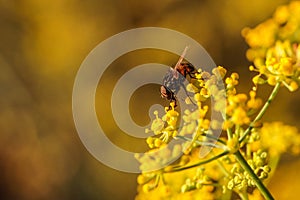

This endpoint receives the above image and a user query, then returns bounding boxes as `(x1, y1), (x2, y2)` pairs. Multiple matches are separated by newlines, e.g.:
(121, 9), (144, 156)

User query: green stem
(201, 183), (220, 187)
(216, 158), (230, 177)
(239, 191), (249, 200)
(227, 128), (233, 140)
(234, 151), (274, 200)
(165, 151), (229, 173)
(239, 82), (281, 143)
(201, 133), (227, 145)
(176, 135), (227, 150)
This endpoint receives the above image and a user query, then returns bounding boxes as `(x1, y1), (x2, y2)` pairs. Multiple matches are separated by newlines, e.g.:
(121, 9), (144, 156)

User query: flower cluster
(224, 73), (263, 129)
(180, 168), (214, 193)
(250, 122), (300, 157)
(136, 2), (300, 200)
(242, 1), (300, 91)
(145, 103), (179, 148)
(226, 150), (271, 191)
(135, 144), (182, 172)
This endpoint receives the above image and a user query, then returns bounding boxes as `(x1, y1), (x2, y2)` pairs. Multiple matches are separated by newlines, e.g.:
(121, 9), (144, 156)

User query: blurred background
(0, 0), (299, 199)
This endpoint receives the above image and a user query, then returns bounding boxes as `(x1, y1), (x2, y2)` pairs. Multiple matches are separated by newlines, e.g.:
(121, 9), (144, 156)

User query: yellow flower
(136, 148), (224, 200)
(227, 135), (239, 153)
(225, 73), (239, 88)
(247, 90), (262, 109)
(273, 5), (290, 24)
(212, 66), (227, 78)
(242, 1), (300, 91)
(242, 19), (278, 49)
(251, 122), (300, 157)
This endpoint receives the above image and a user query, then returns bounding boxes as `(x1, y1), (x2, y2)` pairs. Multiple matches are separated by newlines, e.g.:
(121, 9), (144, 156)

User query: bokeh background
(1, 0), (299, 199)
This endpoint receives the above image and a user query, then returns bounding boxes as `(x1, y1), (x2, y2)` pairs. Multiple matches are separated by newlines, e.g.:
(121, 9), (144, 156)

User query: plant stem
(234, 151), (274, 200)
(239, 82), (281, 142)
(176, 135), (227, 150)
(216, 158), (230, 177)
(227, 128), (233, 140)
(239, 191), (249, 200)
(166, 151), (229, 173)
(201, 133), (227, 145)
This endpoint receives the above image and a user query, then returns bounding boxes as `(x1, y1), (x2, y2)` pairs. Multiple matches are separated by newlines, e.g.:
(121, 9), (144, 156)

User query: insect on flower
(160, 46), (198, 108)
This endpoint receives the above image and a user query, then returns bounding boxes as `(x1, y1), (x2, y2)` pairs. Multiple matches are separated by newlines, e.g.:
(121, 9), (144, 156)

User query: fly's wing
(162, 68), (181, 94)
(174, 46), (189, 78)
